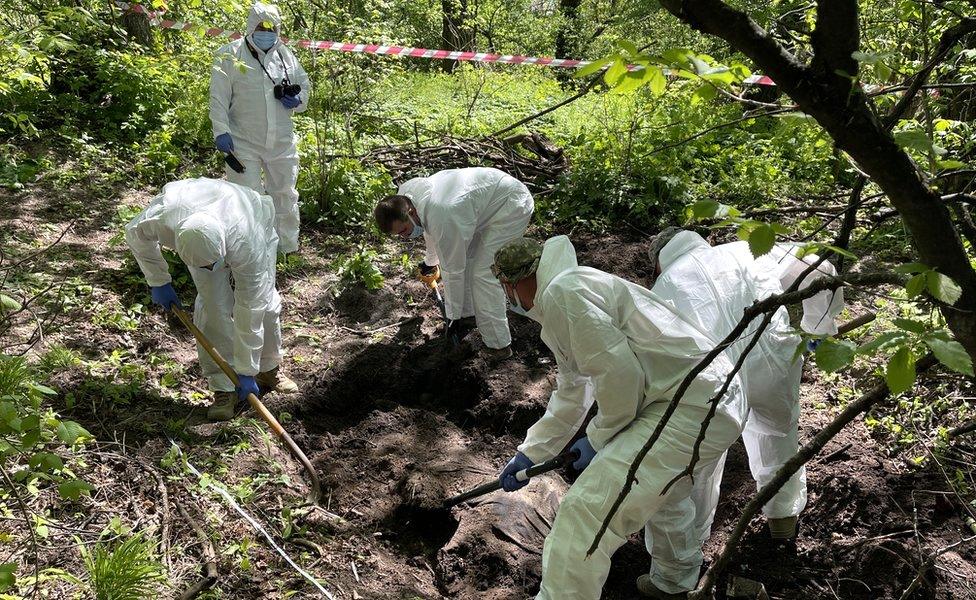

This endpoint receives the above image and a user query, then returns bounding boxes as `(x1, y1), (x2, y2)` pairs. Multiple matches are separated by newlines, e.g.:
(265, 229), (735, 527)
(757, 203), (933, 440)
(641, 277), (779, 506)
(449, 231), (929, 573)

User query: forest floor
(2, 170), (976, 600)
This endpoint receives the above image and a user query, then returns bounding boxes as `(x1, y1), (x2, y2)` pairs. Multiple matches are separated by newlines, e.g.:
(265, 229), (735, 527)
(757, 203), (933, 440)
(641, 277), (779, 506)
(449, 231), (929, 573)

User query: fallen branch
(175, 499), (218, 600)
(689, 354), (938, 599)
(364, 132), (569, 196)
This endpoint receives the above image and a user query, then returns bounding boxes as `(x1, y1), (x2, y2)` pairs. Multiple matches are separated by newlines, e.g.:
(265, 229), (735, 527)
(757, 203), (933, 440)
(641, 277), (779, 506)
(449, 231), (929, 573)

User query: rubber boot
(207, 392), (238, 421)
(768, 516), (798, 539)
(256, 367), (299, 396)
(636, 575), (689, 600)
(483, 345), (513, 364)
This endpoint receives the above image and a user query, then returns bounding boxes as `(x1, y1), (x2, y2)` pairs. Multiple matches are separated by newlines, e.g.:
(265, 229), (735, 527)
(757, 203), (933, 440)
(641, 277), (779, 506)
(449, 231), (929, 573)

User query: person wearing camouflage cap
(490, 235), (747, 600)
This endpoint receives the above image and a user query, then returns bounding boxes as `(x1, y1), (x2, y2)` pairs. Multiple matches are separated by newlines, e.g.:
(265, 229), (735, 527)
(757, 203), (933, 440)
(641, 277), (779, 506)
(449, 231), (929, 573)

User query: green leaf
(893, 318), (927, 334)
(57, 479), (93, 501)
(56, 421), (91, 445)
(894, 130), (934, 154)
(0, 562), (15, 591)
(647, 66), (667, 96)
(692, 83), (718, 103)
(923, 333), (974, 376)
(886, 347), (916, 395)
(575, 56), (613, 78)
(936, 159), (966, 170)
(603, 58), (628, 86)
(857, 331), (909, 355)
(894, 262), (929, 274)
(748, 224), (776, 257)
(926, 272), (962, 305)
(615, 39), (639, 56)
(28, 452), (63, 473)
(815, 339), (857, 373)
(905, 273), (927, 298)
(0, 294), (21, 314)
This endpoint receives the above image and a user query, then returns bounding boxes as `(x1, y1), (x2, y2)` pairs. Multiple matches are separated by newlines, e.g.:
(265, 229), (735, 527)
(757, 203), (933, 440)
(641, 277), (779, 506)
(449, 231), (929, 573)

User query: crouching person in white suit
(125, 177), (297, 421)
(491, 236), (747, 600)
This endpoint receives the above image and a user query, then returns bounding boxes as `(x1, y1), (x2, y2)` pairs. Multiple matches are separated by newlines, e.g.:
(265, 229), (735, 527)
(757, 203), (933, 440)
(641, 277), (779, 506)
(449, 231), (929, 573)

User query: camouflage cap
(491, 237), (544, 283)
(647, 227), (684, 270)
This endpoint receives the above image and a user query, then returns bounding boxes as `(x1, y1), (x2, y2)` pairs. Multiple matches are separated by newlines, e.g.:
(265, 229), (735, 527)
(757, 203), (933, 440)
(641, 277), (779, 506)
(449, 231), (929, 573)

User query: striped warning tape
(116, 2), (776, 85)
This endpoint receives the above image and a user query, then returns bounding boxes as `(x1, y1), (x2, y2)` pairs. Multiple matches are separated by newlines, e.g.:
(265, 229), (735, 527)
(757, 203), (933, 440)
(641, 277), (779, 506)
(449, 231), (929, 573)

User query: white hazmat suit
(125, 178), (283, 392)
(210, 2), (310, 254)
(652, 231), (844, 566)
(399, 167), (534, 349)
(516, 236), (747, 599)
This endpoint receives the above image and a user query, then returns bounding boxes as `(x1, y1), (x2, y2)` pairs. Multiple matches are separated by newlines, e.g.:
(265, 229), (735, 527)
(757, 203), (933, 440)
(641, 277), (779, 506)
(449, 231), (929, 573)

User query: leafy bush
(299, 158), (393, 227)
(334, 245), (385, 291)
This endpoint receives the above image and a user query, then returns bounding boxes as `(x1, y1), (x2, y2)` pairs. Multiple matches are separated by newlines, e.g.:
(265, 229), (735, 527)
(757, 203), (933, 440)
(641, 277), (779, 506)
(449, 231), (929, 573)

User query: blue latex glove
(806, 339), (822, 353)
(571, 437), (597, 472)
(499, 452), (534, 492)
(149, 284), (181, 311)
(280, 95), (301, 109)
(215, 133), (234, 153)
(236, 375), (259, 402)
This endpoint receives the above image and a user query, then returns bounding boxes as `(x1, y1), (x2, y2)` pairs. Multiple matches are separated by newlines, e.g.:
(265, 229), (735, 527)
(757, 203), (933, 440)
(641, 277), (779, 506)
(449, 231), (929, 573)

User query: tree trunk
(441, 0), (474, 73)
(122, 11), (152, 48)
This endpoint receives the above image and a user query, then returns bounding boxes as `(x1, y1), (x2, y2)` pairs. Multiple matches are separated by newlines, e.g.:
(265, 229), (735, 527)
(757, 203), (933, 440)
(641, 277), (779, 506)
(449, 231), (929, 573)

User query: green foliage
(82, 532), (166, 600)
(334, 246), (385, 291)
(0, 355), (92, 500)
(299, 158), (392, 227)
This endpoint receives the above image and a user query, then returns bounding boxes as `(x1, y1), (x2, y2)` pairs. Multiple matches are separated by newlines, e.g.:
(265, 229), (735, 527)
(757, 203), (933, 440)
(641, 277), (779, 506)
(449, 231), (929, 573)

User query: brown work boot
(207, 392), (239, 422)
(256, 367), (299, 396)
(636, 575), (689, 599)
(483, 345), (513, 364)
(768, 516), (798, 539)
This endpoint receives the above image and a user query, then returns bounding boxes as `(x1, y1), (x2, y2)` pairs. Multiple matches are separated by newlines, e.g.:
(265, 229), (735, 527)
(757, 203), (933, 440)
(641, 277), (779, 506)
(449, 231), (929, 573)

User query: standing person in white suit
(209, 2), (311, 255)
(490, 236), (748, 600)
(125, 178), (298, 421)
(374, 167), (534, 363)
(644, 228), (844, 595)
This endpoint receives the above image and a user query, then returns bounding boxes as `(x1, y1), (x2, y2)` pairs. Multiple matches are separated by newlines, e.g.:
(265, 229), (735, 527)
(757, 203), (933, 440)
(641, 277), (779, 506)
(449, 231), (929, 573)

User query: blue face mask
(252, 31), (278, 50)
(407, 214), (425, 239)
(508, 287), (529, 316)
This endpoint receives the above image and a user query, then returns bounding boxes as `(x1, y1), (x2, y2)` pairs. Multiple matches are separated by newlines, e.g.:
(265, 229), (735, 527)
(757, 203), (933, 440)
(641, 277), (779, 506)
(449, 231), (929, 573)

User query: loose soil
(2, 176), (975, 600)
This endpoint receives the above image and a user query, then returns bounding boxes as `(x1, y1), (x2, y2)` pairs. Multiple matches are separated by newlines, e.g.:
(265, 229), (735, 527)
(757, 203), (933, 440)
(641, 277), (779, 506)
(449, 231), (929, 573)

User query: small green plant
(82, 532), (166, 600)
(334, 246), (385, 291)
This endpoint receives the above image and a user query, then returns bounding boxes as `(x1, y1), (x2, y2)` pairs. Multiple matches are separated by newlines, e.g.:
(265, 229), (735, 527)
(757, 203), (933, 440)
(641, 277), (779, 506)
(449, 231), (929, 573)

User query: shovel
(443, 448), (581, 508)
(172, 307), (322, 504)
(427, 279), (460, 347)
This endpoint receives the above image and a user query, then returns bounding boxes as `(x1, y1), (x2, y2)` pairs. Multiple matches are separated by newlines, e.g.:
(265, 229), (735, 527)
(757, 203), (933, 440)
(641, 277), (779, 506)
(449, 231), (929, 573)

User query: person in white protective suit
(641, 228), (844, 595)
(490, 236), (748, 600)
(209, 2), (311, 255)
(125, 178), (298, 421)
(374, 167), (534, 362)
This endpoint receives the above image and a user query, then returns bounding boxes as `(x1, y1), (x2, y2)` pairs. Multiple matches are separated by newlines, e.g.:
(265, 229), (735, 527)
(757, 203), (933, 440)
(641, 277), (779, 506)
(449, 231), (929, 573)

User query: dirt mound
(332, 285), (399, 324)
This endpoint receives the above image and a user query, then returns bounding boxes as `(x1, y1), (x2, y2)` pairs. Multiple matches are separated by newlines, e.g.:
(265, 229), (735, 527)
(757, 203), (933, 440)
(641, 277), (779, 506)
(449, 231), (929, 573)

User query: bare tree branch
(689, 354), (940, 599)
(885, 17), (976, 127)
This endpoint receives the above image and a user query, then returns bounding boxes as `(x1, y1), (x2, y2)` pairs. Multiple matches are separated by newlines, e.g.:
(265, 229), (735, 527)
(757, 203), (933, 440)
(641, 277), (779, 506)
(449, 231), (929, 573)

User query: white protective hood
(175, 213), (227, 268)
(397, 177), (433, 207)
(532, 235), (579, 308)
(247, 2), (283, 37)
(658, 230), (710, 273)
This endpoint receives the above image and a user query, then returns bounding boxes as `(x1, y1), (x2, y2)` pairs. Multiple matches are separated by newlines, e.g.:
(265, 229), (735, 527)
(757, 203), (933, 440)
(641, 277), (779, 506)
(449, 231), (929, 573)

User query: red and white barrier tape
(117, 2), (778, 84)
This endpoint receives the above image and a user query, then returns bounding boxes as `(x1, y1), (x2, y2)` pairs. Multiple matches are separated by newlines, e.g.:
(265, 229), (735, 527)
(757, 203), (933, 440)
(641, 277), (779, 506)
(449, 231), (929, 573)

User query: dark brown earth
(3, 178), (975, 600)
